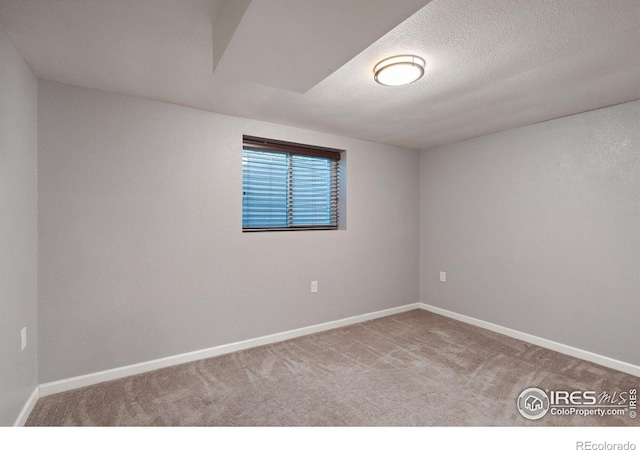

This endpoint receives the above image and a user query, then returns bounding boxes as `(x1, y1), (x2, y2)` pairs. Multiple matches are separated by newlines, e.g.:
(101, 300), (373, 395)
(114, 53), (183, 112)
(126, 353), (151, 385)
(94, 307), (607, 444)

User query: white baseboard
(418, 303), (640, 378)
(13, 386), (39, 427)
(37, 301), (640, 399)
(39, 303), (420, 397)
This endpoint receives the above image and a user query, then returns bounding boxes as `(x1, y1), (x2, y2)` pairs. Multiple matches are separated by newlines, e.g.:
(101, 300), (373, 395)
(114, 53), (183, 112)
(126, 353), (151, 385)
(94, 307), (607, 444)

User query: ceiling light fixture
(373, 55), (425, 87)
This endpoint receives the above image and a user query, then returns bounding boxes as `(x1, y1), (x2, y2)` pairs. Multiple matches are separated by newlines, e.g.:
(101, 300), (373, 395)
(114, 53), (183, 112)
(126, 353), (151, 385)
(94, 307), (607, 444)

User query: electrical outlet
(439, 271), (446, 282)
(311, 281), (318, 293)
(21, 327), (27, 351)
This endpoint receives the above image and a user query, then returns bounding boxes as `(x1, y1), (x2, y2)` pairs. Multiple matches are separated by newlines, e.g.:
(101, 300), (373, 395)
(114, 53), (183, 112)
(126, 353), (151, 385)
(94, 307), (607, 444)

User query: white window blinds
(242, 136), (341, 231)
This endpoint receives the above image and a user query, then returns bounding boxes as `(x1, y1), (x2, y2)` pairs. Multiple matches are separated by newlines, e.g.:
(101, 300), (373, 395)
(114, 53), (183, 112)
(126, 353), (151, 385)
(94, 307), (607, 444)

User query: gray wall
(420, 100), (640, 366)
(37, 80), (420, 383)
(0, 29), (38, 425)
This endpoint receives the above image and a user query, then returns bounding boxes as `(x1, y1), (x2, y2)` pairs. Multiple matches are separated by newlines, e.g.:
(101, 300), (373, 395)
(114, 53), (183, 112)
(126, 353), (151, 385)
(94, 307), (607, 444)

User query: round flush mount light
(373, 55), (425, 86)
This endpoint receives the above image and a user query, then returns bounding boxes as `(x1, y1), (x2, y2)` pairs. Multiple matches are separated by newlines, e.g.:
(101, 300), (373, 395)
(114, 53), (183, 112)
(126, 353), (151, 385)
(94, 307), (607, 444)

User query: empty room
(1, 0), (639, 439)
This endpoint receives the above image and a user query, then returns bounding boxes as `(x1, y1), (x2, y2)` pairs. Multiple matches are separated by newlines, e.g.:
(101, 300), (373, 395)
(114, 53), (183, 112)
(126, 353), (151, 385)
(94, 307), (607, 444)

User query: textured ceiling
(216, 0), (429, 93)
(0, 0), (639, 149)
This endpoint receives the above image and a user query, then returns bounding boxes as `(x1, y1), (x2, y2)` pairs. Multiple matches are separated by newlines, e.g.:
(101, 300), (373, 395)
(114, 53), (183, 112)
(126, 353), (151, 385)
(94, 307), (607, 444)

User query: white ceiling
(215, 0), (429, 93)
(1, 0), (639, 149)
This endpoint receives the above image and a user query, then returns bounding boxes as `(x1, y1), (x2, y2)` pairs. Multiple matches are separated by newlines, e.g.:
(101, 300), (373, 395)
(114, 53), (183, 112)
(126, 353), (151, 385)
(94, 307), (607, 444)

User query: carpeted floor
(26, 309), (639, 426)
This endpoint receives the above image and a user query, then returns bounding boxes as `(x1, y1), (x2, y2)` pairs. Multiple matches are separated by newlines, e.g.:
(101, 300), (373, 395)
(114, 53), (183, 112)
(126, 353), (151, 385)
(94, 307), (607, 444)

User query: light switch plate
(21, 327), (27, 351)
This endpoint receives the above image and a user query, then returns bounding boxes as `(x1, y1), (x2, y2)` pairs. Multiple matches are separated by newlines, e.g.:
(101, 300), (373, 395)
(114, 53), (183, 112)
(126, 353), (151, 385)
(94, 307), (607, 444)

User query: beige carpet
(26, 310), (639, 426)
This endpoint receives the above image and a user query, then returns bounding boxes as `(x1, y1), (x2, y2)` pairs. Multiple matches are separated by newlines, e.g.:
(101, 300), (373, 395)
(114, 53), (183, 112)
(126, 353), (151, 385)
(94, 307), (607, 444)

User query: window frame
(242, 135), (342, 232)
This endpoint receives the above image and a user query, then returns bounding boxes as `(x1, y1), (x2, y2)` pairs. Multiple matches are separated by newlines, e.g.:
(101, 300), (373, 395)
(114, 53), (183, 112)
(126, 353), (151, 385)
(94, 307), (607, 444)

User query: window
(242, 136), (341, 231)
